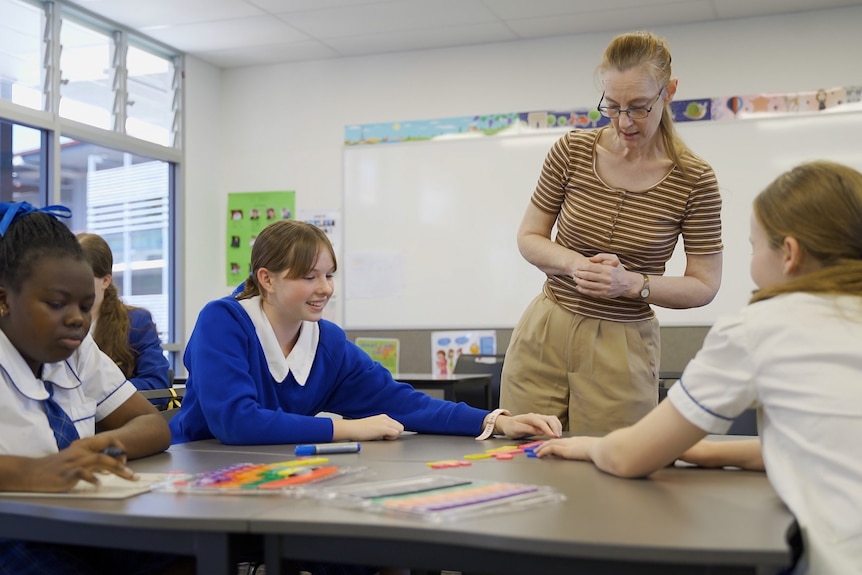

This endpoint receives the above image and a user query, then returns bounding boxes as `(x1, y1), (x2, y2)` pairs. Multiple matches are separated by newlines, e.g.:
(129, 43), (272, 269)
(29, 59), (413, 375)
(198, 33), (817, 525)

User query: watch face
(640, 287), (650, 298)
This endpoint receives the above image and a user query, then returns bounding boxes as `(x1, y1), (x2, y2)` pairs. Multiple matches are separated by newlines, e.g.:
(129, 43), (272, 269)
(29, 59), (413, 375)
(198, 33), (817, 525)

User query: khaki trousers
(500, 290), (660, 434)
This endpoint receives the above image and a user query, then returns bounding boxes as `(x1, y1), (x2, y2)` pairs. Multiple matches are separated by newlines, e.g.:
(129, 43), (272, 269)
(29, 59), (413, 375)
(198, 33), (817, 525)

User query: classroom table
(0, 435), (794, 575)
(396, 372), (493, 409)
(0, 447), (268, 575)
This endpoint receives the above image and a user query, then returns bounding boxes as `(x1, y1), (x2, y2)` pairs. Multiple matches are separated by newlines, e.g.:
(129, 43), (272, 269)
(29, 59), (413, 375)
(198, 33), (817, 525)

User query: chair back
(138, 387), (185, 422)
(453, 354), (505, 409)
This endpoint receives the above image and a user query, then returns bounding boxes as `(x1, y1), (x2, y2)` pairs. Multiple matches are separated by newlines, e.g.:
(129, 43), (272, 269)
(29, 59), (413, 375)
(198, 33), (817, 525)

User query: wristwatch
(639, 274), (650, 299)
(475, 408), (511, 440)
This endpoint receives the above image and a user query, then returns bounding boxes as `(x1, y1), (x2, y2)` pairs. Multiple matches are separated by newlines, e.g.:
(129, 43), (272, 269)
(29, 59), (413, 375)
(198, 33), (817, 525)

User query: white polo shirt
(668, 292), (862, 575)
(0, 329), (136, 457)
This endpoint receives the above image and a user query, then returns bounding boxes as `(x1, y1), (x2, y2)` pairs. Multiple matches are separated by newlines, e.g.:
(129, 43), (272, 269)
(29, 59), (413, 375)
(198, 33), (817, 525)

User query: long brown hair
(77, 232), (136, 376)
(750, 161), (862, 303)
(235, 220), (337, 301)
(597, 31), (698, 179)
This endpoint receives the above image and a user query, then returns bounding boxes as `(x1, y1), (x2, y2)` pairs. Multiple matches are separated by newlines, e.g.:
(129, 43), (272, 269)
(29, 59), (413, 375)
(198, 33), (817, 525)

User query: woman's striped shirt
(531, 128), (723, 322)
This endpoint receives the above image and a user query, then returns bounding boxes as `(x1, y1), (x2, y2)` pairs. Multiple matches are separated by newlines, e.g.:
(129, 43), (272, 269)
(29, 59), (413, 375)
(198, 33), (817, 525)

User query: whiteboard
(343, 107), (862, 329)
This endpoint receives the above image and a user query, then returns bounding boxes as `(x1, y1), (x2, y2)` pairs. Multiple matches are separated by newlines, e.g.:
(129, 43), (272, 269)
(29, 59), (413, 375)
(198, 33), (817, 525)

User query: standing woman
(77, 233), (171, 392)
(500, 31), (723, 434)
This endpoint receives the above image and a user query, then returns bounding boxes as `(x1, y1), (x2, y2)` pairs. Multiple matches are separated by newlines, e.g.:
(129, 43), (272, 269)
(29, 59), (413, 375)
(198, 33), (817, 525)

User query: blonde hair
(750, 161), (862, 303)
(597, 31), (696, 179)
(235, 220), (337, 300)
(77, 232), (136, 376)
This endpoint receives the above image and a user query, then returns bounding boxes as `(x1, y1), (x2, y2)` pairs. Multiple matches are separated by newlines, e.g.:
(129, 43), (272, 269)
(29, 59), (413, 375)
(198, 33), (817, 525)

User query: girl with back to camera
(537, 161), (862, 574)
(500, 31), (723, 434)
(77, 232), (171, 392)
(0, 202), (191, 574)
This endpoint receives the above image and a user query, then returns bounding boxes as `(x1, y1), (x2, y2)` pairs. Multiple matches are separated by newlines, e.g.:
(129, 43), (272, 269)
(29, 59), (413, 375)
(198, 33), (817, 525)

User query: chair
(138, 387), (185, 421)
(453, 354), (505, 410)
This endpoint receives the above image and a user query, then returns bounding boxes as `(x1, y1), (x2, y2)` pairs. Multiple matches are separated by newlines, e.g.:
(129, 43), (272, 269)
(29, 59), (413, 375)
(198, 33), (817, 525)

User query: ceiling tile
(275, 0), (498, 39)
(482, 0), (661, 20)
(507, 2), (716, 38)
(141, 16), (309, 52)
(68, 0), (266, 28)
(195, 41), (341, 68)
(710, 0), (862, 19)
(247, 0), (386, 13)
(326, 22), (519, 57)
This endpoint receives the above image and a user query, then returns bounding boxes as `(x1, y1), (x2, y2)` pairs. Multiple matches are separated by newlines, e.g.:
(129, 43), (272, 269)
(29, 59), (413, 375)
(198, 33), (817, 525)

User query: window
(126, 45), (178, 146)
(60, 140), (172, 339)
(59, 17), (113, 129)
(0, 119), (46, 203)
(0, 0), (183, 367)
(0, 0), (44, 110)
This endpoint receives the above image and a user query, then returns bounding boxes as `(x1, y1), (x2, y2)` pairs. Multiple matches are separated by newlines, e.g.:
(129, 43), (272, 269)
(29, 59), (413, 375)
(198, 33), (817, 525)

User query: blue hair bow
(0, 201), (72, 236)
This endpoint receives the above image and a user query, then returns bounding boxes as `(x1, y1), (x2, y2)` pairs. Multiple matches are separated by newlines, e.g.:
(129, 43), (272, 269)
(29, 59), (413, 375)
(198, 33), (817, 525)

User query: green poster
(226, 191), (295, 286)
(355, 338), (400, 375)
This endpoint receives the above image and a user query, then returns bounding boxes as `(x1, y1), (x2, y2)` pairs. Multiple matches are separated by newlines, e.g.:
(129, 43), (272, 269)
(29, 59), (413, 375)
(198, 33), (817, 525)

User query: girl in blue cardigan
(171, 220), (561, 446)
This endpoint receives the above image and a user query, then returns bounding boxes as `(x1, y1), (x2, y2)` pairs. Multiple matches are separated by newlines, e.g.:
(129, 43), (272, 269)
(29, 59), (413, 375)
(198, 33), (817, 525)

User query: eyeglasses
(597, 88), (664, 120)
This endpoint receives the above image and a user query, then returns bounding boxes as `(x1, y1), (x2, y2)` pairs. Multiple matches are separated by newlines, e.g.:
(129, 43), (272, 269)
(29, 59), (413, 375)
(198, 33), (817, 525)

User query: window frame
(0, 0), (184, 367)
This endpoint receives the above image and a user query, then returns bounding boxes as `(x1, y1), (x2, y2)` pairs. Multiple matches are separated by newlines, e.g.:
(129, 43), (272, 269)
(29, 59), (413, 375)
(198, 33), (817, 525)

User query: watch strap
(640, 273), (650, 298)
(475, 408), (511, 440)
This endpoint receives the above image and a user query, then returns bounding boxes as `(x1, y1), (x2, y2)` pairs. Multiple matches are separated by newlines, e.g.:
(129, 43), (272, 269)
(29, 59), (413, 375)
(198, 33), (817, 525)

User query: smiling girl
(170, 220), (560, 446)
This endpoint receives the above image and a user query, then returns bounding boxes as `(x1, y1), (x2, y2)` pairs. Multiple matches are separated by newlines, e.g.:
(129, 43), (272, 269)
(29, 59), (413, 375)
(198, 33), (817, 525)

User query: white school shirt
(0, 329), (136, 457)
(667, 292), (862, 575)
(238, 296), (319, 384)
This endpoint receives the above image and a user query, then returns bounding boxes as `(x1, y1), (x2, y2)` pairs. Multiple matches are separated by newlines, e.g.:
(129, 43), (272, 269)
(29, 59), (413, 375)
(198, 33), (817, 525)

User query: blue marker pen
(100, 446), (126, 459)
(295, 442), (361, 456)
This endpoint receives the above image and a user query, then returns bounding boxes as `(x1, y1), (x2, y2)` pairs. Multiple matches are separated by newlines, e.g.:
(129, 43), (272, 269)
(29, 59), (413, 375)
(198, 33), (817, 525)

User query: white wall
(181, 55), (224, 346)
(181, 6), (862, 346)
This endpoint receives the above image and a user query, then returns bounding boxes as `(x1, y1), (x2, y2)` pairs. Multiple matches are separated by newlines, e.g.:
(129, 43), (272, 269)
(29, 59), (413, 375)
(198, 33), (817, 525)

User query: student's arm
(96, 392), (171, 460)
(536, 400), (708, 478)
(678, 438), (764, 471)
(127, 308), (171, 391)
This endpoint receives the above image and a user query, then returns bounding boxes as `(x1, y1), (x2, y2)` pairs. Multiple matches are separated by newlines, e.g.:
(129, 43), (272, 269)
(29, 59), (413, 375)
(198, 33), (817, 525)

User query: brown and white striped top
(531, 128), (723, 322)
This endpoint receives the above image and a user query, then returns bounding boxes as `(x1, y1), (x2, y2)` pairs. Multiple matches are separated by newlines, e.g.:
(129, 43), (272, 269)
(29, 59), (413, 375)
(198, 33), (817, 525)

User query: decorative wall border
(344, 85), (862, 146)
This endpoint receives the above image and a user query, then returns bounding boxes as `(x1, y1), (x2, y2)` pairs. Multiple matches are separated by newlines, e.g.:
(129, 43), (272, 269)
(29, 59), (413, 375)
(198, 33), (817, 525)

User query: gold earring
(0, 306), (7, 318)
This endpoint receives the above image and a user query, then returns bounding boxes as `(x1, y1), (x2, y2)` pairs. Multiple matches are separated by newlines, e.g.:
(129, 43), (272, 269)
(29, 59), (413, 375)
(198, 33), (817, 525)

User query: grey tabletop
(0, 435), (794, 575)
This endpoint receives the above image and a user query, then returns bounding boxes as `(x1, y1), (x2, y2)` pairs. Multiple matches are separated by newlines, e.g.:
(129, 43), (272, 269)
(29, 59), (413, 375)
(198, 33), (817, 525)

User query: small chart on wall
(343, 105), (862, 329)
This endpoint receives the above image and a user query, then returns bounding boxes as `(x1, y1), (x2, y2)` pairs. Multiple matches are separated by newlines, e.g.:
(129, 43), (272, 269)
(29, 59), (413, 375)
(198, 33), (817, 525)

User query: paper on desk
(0, 473), (175, 500)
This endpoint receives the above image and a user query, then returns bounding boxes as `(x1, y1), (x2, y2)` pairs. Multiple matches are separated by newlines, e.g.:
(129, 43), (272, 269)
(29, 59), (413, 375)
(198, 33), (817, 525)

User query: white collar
(0, 328), (80, 399)
(238, 296), (319, 385)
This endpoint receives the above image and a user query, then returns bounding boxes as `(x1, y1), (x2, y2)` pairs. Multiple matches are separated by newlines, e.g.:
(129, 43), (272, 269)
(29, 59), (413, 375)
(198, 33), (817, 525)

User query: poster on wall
(226, 191), (295, 286)
(354, 337), (400, 375)
(431, 330), (496, 377)
(300, 209), (342, 324)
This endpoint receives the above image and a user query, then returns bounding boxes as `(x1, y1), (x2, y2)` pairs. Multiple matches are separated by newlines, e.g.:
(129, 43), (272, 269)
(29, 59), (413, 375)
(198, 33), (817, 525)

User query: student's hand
(494, 413), (562, 439)
(2, 436), (136, 493)
(534, 436), (598, 461)
(332, 414), (405, 441)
